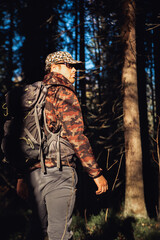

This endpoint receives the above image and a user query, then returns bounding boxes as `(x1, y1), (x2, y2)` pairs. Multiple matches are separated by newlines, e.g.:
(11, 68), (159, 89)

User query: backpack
(1, 81), (74, 174)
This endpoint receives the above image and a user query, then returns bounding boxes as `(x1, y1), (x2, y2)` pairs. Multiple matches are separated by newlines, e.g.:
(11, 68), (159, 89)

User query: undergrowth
(1, 206), (160, 240)
(71, 210), (160, 240)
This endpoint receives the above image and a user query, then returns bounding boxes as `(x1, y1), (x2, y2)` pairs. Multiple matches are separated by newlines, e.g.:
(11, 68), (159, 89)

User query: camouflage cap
(45, 51), (82, 71)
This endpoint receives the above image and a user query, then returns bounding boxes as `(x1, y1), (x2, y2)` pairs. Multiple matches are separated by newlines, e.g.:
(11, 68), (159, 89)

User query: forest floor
(71, 210), (160, 240)
(0, 193), (160, 240)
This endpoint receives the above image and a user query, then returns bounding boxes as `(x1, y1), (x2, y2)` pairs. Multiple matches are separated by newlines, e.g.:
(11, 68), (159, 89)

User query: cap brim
(54, 60), (83, 64)
(68, 60), (83, 64)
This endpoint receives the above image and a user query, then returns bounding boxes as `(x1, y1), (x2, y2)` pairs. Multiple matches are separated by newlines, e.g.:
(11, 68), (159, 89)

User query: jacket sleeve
(56, 86), (102, 178)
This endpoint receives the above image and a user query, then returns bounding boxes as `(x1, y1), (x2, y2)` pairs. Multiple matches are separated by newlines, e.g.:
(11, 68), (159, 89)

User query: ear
(50, 64), (56, 72)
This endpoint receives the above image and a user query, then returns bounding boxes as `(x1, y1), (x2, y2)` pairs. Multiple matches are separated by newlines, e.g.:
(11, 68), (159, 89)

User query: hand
(16, 178), (29, 200)
(93, 175), (108, 195)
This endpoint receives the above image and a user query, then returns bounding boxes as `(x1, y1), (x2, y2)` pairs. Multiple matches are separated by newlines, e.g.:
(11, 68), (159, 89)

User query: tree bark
(153, 12), (160, 221)
(79, 0), (86, 109)
(121, 0), (148, 218)
(74, 0), (78, 92)
(136, 0), (152, 215)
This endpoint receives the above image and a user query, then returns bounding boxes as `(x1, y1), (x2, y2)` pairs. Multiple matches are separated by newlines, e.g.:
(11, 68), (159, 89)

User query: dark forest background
(1, 0), (160, 239)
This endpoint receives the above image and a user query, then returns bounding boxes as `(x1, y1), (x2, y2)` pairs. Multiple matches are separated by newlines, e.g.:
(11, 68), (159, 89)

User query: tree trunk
(136, 0), (153, 215)
(153, 13), (160, 221)
(121, 0), (148, 218)
(79, 0), (86, 109)
(74, 0), (78, 92)
(7, 0), (14, 90)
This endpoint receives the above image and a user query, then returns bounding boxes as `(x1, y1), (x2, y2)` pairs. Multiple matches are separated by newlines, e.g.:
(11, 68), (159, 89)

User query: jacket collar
(43, 72), (75, 92)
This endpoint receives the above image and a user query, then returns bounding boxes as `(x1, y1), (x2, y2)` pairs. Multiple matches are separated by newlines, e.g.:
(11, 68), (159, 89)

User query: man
(17, 51), (108, 240)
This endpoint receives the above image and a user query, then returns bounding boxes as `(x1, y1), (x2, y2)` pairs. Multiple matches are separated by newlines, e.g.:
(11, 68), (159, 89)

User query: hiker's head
(45, 51), (82, 84)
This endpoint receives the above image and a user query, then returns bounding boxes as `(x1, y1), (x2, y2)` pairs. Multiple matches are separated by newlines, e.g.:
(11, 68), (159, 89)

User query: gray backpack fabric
(1, 81), (74, 174)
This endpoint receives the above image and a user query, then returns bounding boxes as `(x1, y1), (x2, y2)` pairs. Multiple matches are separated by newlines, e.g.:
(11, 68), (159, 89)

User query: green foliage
(133, 218), (160, 240)
(71, 210), (160, 240)
(86, 210), (106, 236)
(71, 215), (86, 240)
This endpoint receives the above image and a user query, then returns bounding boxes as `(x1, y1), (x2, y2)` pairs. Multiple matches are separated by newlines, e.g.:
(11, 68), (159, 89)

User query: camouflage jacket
(34, 72), (102, 178)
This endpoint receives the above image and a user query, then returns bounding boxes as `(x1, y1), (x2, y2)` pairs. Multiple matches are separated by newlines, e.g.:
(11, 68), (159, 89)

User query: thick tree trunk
(121, 0), (148, 218)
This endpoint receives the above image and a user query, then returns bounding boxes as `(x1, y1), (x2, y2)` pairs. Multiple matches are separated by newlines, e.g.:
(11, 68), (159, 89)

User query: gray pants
(28, 166), (78, 240)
